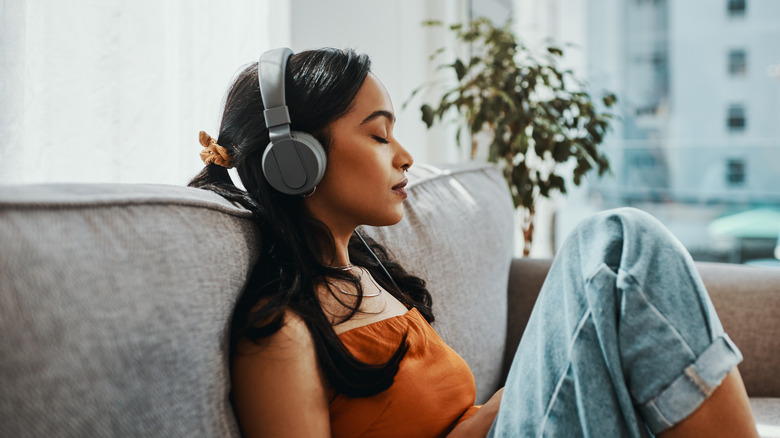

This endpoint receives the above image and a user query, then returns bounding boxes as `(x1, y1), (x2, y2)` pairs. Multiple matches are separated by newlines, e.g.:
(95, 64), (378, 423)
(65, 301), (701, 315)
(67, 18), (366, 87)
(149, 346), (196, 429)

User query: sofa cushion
(362, 162), (515, 403)
(0, 184), (257, 437)
(752, 398), (780, 438)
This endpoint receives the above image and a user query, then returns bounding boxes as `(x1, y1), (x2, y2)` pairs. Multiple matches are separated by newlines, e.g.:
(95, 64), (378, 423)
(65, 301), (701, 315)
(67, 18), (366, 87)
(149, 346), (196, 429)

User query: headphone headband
(259, 48), (294, 142)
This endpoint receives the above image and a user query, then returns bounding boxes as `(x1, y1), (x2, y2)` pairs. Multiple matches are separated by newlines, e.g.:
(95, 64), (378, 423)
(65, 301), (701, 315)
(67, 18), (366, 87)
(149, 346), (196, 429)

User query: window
(728, 0), (746, 16)
(728, 50), (747, 76)
(495, 0), (780, 262)
(726, 159), (746, 185)
(0, 2), (283, 184)
(727, 105), (746, 131)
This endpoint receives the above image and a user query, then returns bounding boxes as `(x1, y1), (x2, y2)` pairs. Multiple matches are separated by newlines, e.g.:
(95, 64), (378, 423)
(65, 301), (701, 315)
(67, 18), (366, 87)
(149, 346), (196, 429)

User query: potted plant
(412, 17), (617, 256)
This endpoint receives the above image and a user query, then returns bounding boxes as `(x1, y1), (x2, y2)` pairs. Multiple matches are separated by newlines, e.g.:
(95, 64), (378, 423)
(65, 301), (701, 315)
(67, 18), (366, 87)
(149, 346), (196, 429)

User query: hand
(447, 388), (504, 438)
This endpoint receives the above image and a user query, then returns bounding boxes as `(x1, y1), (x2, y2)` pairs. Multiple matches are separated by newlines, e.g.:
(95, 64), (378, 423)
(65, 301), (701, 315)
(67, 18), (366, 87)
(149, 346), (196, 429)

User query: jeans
(488, 208), (742, 437)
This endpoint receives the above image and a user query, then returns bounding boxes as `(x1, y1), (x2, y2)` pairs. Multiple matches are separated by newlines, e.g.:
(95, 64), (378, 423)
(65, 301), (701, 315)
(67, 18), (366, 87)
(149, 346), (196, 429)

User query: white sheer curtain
(1, 0), (289, 184)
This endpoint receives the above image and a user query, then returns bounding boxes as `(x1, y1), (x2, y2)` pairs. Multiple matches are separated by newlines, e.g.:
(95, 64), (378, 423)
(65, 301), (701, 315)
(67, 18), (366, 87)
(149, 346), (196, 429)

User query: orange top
(330, 308), (481, 438)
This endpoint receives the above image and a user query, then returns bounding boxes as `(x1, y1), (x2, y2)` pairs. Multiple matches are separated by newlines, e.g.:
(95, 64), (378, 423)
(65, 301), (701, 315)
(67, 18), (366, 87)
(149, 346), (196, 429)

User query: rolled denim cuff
(637, 334), (743, 434)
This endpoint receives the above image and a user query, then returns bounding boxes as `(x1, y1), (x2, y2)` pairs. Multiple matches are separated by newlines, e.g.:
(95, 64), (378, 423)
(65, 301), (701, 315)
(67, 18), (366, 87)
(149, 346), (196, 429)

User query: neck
(327, 227), (355, 269)
(302, 198), (357, 269)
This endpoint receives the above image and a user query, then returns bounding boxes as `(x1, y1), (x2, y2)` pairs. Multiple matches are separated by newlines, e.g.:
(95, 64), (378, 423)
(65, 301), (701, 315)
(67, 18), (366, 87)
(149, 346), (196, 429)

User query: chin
(365, 208), (405, 227)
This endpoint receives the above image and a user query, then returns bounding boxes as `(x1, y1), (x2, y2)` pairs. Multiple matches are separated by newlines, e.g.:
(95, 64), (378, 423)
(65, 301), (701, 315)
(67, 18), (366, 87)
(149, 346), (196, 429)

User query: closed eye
(372, 135), (389, 144)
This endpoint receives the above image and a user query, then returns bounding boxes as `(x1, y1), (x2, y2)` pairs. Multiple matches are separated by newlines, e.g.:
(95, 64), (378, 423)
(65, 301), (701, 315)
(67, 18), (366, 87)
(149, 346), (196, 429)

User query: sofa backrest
(0, 162), (515, 436)
(361, 163), (515, 403)
(0, 184), (256, 437)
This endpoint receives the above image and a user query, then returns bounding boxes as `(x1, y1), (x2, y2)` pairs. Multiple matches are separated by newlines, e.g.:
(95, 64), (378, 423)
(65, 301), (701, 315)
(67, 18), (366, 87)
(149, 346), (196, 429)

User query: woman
(189, 47), (758, 437)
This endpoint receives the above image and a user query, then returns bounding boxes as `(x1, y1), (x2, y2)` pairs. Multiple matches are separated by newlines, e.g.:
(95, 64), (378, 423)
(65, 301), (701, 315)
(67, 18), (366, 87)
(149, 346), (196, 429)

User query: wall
(289, 0), (470, 165)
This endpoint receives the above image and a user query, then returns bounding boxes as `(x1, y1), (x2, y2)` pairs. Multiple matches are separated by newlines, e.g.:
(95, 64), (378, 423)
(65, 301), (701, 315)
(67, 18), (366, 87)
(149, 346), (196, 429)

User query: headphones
(259, 48), (327, 196)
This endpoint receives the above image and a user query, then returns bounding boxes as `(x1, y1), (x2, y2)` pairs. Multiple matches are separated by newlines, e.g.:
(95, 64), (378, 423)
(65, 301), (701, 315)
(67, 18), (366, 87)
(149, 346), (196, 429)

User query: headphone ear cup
(262, 131), (327, 195)
(291, 131), (327, 185)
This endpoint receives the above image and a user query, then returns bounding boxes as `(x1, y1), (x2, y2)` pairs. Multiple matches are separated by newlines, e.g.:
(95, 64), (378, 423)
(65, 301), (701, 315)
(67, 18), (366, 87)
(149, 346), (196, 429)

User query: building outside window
(728, 49), (747, 76)
(728, 0), (747, 16)
(727, 105), (747, 132)
(726, 159), (746, 185)
(537, 0), (780, 264)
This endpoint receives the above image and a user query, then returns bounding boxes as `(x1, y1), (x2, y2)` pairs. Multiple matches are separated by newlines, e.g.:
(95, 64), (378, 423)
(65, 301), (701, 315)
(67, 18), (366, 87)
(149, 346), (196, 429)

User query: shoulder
(232, 310), (330, 437)
(235, 309), (315, 356)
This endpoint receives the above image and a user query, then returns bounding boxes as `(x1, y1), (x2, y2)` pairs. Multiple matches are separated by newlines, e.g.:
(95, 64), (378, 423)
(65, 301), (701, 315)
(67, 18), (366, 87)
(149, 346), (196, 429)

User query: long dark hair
(188, 48), (434, 397)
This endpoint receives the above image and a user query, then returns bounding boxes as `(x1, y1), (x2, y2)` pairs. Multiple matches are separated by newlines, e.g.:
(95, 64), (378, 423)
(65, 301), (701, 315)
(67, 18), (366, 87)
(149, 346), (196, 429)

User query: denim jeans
(488, 208), (742, 437)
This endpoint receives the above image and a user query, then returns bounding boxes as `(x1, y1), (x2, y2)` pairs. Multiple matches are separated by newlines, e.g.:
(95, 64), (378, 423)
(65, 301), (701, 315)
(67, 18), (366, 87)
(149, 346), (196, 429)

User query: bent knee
(565, 207), (686, 272)
(580, 207), (672, 242)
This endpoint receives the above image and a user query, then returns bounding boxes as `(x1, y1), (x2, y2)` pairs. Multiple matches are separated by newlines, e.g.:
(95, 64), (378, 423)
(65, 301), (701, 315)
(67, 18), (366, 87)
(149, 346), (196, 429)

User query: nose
(394, 140), (414, 171)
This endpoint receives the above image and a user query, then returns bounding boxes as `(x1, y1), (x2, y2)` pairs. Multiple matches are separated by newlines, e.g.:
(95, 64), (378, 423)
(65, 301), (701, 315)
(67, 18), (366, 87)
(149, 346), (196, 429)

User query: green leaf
(602, 93), (617, 107)
(552, 140), (570, 162)
(453, 59), (467, 81)
(421, 104), (435, 128)
(576, 157), (593, 174)
(547, 46), (564, 57)
(471, 105), (488, 133)
(522, 190), (534, 210)
(539, 179), (550, 197)
(549, 174), (566, 194)
(429, 46), (446, 61)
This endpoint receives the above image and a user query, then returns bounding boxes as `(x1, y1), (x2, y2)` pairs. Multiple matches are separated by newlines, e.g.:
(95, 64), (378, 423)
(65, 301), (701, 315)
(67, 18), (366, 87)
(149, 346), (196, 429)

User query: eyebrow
(360, 110), (396, 125)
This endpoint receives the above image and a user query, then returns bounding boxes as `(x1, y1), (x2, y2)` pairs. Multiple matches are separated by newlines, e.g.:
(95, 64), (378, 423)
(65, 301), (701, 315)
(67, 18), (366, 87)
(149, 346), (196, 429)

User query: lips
(392, 178), (408, 198)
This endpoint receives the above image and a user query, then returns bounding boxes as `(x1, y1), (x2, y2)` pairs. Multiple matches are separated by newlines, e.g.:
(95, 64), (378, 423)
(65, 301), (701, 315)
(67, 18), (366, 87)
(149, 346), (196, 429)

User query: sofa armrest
(696, 262), (780, 397)
(502, 258), (780, 397)
(501, 258), (549, 384)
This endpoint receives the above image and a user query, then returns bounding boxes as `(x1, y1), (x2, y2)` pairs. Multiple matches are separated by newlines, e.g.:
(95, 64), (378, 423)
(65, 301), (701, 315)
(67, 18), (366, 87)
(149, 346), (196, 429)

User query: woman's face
(305, 73), (413, 235)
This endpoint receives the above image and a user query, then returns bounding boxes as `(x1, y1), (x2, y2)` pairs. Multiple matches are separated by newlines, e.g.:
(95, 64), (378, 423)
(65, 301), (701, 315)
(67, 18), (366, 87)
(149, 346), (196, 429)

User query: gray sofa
(1, 162), (777, 437)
